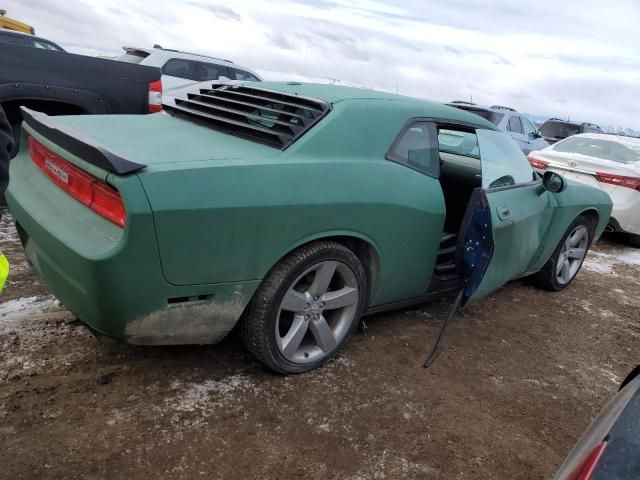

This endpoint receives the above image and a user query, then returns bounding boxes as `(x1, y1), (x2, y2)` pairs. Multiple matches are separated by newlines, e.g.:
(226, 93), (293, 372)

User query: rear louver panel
(164, 85), (331, 149)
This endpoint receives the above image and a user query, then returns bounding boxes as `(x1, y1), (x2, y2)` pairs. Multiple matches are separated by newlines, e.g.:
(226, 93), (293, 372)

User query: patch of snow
(0, 296), (60, 323)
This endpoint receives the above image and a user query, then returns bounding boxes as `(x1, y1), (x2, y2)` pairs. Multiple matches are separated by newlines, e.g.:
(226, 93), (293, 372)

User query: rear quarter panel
(140, 159), (445, 307)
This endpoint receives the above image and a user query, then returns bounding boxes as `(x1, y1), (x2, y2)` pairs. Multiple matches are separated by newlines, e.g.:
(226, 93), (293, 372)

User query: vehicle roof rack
(547, 117), (564, 121)
(164, 85), (331, 149)
(581, 122), (601, 128)
(449, 100), (476, 105)
(490, 105), (516, 112)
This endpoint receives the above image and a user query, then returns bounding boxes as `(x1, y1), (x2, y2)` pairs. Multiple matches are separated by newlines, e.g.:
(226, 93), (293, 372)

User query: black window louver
(163, 85), (331, 149)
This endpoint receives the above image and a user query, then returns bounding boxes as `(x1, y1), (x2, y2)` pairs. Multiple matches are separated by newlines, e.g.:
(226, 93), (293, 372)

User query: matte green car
(7, 83), (612, 373)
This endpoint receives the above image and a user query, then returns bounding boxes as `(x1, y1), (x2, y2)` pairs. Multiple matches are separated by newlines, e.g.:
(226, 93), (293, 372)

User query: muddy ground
(0, 212), (638, 479)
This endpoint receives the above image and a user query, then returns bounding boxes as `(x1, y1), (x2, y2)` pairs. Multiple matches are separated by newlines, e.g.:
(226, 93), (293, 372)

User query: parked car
(0, 44), (162, 158)
(114, 45), (261, 91)
(528, 134), (640, 247)
(539, 118), (602, 144)
(6, 83), (612, 373)
(0, 29), (64, 51)
(446, 102), (548, 154)
(554, 366), (640, 480)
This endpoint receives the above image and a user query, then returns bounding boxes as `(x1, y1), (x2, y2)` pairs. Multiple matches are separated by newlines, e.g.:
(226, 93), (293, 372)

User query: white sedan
(528, 134), (640, 247)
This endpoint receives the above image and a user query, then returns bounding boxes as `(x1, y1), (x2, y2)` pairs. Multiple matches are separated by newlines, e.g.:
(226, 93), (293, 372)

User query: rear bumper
(6, 141), (259, 344)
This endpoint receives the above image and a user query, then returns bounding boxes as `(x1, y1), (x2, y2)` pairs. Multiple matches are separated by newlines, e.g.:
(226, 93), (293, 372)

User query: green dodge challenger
(7, 83), (612, 373)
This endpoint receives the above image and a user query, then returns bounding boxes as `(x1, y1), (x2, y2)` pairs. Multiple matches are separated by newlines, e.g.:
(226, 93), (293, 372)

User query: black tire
(9, 123), (20, 159)
(240, 241), (368, 374)
(531, 215), (594, 291)
(627, 234), (640, 249)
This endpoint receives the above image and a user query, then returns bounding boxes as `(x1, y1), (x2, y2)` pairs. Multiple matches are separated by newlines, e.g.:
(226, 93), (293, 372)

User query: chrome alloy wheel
(275, 260), (359, 364)
(556, 224), (589, 285)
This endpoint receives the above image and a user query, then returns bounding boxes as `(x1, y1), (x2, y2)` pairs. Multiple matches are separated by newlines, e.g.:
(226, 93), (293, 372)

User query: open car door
(458, 129), (554, 305)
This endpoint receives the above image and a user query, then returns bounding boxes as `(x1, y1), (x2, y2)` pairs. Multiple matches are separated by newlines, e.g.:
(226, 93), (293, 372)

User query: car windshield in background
(539, 121), (581, 139)
(553, 137), (640, 164)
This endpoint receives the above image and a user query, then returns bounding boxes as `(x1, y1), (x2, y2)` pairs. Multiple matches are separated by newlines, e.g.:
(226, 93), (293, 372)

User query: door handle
(497, 205), (511, 221)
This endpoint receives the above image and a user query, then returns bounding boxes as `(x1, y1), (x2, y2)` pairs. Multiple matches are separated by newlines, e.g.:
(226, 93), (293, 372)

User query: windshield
(553, 136), (640, 164)
(539, 121), (581, 139)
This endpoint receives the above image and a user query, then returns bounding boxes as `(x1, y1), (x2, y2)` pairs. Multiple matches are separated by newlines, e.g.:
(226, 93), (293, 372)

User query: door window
(162, 58), (198, 80)
(507, 116), (523, 134)
(477, 129), (536, 188)
(232, 68), (260, 81)
(387, 122), (439, 177)
(194, 62), (229, 81)
(521, 118), (537, 137)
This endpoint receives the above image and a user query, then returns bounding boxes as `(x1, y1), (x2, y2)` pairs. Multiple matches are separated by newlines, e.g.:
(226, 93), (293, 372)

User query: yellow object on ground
(0, 253), (8, 293)
(0, 10), (34, 34)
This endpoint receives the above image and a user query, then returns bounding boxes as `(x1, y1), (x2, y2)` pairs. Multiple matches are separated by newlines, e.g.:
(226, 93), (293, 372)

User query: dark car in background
(447, 101), (548, 154)
(0, 29), (65, 51)
(0, 43), (162, 158)
(539, 118), (602, 144)
(554, 367), (640, 479)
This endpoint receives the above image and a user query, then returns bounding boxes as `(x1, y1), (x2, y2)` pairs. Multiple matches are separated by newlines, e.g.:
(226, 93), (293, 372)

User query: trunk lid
(34, 110), (280, 171)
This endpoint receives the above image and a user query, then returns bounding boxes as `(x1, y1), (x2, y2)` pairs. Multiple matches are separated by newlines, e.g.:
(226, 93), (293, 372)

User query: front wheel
(532, 215), (593, 291)
(240, 241), (368, 374)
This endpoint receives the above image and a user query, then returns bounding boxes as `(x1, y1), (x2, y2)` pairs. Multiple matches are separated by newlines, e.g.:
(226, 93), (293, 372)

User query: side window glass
(195, 62), (227, 81)
(522, 118), (537, 137)
(507, 116), (523, 134)
(438, 129), (480, 158)
(232, 69), (260, 81)
(477, 129), (535, 188)
(387, 122), (439, 177)
(162, 59), (197, 80)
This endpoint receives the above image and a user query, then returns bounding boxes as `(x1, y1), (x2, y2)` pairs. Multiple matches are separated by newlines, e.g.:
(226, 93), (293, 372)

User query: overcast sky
(6, 0), (640, 129)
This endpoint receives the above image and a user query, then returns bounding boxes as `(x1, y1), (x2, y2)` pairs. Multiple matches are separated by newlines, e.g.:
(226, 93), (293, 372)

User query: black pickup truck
(0, 44), (162, 157)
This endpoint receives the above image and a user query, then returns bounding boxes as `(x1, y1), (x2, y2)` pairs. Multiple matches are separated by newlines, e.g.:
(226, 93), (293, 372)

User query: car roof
(253, 82), (499, 129)
(0, 28), (65, 49)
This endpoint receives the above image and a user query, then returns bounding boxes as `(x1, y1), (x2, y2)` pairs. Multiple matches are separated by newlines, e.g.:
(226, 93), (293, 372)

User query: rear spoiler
(20, 107), (146, 175)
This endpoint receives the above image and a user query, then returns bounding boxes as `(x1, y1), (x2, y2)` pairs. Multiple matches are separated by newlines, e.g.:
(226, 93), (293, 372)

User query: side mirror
(543, 171), (566, 193)
(529, 131), (542, 140)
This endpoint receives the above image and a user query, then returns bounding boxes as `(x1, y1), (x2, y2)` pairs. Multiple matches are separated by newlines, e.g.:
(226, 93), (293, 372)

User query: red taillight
(566, 441), (607, 480)
(148, 79), (163, 113)
(596, 172), (640, 191)
(28, 137), (126, 228)
(528, 155), (549, 170)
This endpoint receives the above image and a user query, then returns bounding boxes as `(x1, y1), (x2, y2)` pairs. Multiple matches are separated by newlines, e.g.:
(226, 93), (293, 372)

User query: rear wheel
(240, 241), (367, 374)
(532, 215), (592, 291)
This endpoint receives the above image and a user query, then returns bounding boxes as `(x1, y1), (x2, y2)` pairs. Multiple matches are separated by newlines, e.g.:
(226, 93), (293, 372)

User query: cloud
(3, 0), (639, 129)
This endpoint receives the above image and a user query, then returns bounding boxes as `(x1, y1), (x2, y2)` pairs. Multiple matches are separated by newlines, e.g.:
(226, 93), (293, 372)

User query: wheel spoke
(570, 227), (586, 246)
(561, 259), (571, 283)
(568, 247), (586, 260)
(281, 289), (309, 312)
(322, 287), (358, 310)
(280, 314), (308, 358)
(556, 256), (565, 276)
(308, 261), (337, 297)
(309, 315), (337, 352)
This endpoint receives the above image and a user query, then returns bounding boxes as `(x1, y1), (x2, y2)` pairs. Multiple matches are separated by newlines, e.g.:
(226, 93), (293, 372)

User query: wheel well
(287, 236), (380, 302)
(581, 209), (599, 237)
(1, 99), (87, 125)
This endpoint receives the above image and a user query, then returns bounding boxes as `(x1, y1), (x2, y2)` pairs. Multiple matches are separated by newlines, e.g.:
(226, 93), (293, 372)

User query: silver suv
(115, 46), (262, 92)
(447, 101), (549, 154)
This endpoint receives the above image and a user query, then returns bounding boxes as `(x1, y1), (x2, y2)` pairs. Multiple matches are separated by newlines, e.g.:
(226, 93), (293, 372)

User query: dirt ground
(0, 212), (638, 480)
